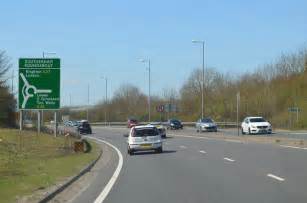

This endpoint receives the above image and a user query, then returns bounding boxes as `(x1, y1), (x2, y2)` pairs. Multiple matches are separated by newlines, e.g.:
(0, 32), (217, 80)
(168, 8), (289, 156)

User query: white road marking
(180, 145), (187, 149)
(168, 133), (212, 140)
(280, 145), (307, 150)
(199, 150), (206, 154)
(224, 157), (235, 162)
(289, 132), (307, 135)
(224, 139), (243, 143)
(267, 174), (285, 182)
(86, 137), (123, 203)
(168, 133), (246, 144)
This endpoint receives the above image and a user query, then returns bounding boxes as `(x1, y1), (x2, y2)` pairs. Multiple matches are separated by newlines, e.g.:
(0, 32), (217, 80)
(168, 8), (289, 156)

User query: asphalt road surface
(181, 127), (307, 140)
(70, 126), (307, 203)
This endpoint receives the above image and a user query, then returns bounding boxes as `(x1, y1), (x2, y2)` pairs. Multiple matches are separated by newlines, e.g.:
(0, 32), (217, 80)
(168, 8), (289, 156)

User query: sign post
(236, 92), (240, 136)
(288, 107), (300, 127)
(19, 58), (60, 134)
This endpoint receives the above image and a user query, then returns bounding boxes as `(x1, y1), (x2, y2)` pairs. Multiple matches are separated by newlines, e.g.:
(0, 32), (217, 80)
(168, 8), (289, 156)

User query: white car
(241, 117), (272, 135)
(127, 125), (163, 155)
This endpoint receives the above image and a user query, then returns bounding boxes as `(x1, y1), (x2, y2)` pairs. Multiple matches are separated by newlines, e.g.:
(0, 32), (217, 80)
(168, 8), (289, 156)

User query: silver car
(196, 118), (218, 132)
(127, 125), (163, 155)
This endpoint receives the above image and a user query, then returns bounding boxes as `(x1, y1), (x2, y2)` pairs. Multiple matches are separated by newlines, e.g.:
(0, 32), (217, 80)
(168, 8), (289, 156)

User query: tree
(0, 51), (16, 127)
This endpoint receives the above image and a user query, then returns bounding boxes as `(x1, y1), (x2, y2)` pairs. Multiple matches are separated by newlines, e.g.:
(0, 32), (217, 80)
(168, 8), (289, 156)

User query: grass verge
(0, 128), (100, 203)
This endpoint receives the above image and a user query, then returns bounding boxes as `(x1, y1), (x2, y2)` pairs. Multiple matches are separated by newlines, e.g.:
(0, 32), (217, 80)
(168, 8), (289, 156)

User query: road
(69, 126), (307, 203)
(177, 127), (307, 140)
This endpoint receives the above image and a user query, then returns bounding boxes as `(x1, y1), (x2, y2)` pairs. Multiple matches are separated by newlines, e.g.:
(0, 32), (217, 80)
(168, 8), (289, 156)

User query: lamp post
(192, 40), (205, 119)
(101, 76), (108, 125)
(42, 51), (57, 134)
(139, 59), (151, 122)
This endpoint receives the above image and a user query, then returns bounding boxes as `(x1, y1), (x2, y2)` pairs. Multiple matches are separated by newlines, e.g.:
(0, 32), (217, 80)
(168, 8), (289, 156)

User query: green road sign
(18, 58), (60, 110)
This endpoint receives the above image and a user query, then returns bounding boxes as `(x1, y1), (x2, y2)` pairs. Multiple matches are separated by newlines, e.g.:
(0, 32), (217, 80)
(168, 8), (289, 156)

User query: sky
(1, 0), (306, 106)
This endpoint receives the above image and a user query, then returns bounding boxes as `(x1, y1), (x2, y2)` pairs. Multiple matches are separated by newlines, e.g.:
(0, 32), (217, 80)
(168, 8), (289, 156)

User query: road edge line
(89, 137), (123, 203)
(279, 145), (307, 150)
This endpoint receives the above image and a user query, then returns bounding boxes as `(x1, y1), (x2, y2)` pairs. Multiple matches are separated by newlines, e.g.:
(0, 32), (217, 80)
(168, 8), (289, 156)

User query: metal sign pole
(237, 92), (240, 136)
(54, 111), (57, 137)
(19, 110), (23, 131)
(37, 110), (40, 134)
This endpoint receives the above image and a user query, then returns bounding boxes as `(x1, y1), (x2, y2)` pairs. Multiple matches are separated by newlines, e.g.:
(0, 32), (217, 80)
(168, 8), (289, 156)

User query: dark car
(167, 119), (183, 130)
(77, 120), (92, 134)
(127, 118), (138, 128)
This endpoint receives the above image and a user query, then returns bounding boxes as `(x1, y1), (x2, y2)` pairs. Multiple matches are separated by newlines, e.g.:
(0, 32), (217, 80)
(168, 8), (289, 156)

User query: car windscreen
(170, 119), (180, 124)
(132, 128), (158, 137)
(201, 118), (213, 123)
(129, 119), (137, 123)
(82, 122), (90, 127)
(250, 118), (266, 122)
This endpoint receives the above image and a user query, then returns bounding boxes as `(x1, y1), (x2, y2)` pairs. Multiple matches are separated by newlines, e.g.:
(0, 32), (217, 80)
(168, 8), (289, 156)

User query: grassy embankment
(0, 128), (100, 203)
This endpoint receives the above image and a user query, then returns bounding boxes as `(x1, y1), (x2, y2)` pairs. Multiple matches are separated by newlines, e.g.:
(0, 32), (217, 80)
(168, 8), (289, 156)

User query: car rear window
(132, 128), (158, 137)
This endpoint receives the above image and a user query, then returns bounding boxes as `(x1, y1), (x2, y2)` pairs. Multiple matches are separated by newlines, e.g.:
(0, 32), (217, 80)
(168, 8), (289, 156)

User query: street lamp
(100, 76), (108, 126)
(139, 58), (151, 122)
(43, 52), (56, 58)
(192, 40), (205, 119)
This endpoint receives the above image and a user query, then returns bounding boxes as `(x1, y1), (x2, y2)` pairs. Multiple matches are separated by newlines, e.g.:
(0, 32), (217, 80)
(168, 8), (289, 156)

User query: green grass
(0, 128), (100, 203)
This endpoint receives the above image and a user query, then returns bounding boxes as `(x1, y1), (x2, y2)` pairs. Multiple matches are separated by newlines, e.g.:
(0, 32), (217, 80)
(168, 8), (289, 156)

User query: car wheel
(196, 127), (199, 133)
(241, 128), (245, 135)
(156, 147), (163, 153)
(127, 146), (133, 155)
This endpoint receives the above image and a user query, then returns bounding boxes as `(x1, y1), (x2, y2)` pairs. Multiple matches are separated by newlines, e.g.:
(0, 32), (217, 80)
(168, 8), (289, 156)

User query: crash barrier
(90, 121), (238, 128)
(41, 125), (81, 139)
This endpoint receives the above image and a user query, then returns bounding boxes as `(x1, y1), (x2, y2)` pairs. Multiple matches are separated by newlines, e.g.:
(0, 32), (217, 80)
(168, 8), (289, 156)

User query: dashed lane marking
(267, 174), (285, 182)
(224, 157), (235, 162)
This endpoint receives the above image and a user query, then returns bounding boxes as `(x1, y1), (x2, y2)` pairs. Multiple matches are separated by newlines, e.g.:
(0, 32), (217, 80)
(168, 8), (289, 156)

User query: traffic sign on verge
(18, 58), (60, 110)
(156, 105), (165, 112)
(288, 107), (300, 112)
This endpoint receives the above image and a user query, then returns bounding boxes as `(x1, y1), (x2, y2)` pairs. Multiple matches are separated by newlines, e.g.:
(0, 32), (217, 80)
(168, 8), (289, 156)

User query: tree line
(0, 51), (16, 127)
(82, 47), (307, 129)
(3, 46), (305, 129)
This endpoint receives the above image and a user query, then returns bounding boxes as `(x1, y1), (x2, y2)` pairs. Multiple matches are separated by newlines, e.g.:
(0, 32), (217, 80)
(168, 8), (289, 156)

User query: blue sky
(1, 0), (306, 106)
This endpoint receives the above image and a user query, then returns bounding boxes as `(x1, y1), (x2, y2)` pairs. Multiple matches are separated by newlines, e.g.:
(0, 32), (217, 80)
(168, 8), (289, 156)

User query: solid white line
(279, 145), (307, 150)
(86, 137), (123, 203)
(224, 139), (243, 143)
(168, 133), (246, 144)
(289, 132), (307, 135)
(180, 145), (187, 149)
(267, 174), (285, 182)
(199, 150), (206, 154)
(224, 157), (235, 162)
(168, 133), (212, 140)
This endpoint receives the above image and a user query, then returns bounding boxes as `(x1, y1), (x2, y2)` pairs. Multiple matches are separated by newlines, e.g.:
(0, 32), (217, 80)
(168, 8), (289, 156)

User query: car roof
(246, 116), (264, 119)
(149, 122), (161, 125)
(134, 125), (155, 129)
